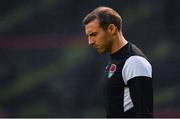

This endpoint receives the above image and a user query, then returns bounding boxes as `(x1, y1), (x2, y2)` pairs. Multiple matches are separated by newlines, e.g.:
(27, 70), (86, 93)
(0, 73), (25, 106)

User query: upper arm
(122, 56), (152, 85)
(122, 56), (153, 117)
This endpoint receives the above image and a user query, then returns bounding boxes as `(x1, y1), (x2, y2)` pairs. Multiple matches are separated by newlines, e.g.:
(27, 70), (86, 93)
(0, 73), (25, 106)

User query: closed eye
(89, 32), (97, 37)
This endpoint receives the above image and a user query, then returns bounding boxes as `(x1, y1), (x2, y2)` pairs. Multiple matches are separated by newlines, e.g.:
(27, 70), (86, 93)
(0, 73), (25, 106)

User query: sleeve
(127, 76), (153, 117)
(122, 56), (153, 117)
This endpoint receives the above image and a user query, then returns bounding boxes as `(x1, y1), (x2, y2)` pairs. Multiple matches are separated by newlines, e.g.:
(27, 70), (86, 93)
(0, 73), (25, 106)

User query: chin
(97, 49), (106, 55)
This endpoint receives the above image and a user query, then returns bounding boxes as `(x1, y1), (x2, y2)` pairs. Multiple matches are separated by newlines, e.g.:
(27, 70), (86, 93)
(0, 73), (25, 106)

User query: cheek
(97, 34), (107, 44)
(100, 35), (110, 45)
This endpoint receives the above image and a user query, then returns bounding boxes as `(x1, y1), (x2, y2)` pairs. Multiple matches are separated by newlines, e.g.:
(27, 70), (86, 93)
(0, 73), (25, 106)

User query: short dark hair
(83, 6), (122, 31)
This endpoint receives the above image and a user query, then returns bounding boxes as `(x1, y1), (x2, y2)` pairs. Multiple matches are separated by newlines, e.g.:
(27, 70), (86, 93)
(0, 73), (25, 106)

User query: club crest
(108, 64), (117, 78)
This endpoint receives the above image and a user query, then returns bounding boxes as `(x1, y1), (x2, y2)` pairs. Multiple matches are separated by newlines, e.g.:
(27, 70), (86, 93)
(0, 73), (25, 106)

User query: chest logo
(108, 64), (117, 78)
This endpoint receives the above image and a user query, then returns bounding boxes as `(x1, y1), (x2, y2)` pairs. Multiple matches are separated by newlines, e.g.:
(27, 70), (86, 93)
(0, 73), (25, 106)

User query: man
(82, 6), (153, 117)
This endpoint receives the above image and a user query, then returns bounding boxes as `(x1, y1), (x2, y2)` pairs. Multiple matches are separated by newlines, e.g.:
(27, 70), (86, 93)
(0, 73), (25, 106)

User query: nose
(88, 37), (95, 46)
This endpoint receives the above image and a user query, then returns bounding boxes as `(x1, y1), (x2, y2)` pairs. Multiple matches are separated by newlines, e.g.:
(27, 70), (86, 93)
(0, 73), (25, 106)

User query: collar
(110, 42), (130, 60)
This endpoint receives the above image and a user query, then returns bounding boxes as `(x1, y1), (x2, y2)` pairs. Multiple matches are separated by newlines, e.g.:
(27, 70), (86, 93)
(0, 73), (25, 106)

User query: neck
(110, 32), (128, 54)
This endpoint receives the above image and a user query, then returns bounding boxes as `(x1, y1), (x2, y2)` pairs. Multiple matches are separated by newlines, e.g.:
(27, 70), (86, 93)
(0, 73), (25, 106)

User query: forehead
(85, 19), (101, 34)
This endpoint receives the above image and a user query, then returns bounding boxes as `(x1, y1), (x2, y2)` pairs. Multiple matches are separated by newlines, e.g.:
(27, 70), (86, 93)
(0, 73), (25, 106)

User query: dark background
(0, 0), (179, 117)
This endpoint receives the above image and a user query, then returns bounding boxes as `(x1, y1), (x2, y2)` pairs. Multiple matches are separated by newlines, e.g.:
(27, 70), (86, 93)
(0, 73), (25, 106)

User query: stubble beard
(97, 39), (112, 55)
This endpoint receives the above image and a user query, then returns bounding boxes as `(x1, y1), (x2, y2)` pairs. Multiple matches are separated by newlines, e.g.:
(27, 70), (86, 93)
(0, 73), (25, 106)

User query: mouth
(93, 45), (99, 49)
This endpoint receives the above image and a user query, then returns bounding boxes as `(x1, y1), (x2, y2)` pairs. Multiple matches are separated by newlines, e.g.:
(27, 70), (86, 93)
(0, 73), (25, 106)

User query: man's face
(85, 19), (112, 54)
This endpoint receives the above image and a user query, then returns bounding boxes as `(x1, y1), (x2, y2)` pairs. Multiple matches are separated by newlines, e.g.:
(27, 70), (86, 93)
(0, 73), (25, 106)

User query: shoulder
(122, 56), (152, 84)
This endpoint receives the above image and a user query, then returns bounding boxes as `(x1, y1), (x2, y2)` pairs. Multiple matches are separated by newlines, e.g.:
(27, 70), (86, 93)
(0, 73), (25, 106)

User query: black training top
(103, 42), (153, 117)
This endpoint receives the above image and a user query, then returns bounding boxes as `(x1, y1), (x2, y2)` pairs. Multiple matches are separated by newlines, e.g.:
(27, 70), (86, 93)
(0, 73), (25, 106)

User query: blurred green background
(0, 0), (179, 117)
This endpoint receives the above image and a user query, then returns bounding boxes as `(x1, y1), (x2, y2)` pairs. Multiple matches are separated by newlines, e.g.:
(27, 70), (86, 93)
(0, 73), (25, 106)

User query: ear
(107, 24), (116, 35)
